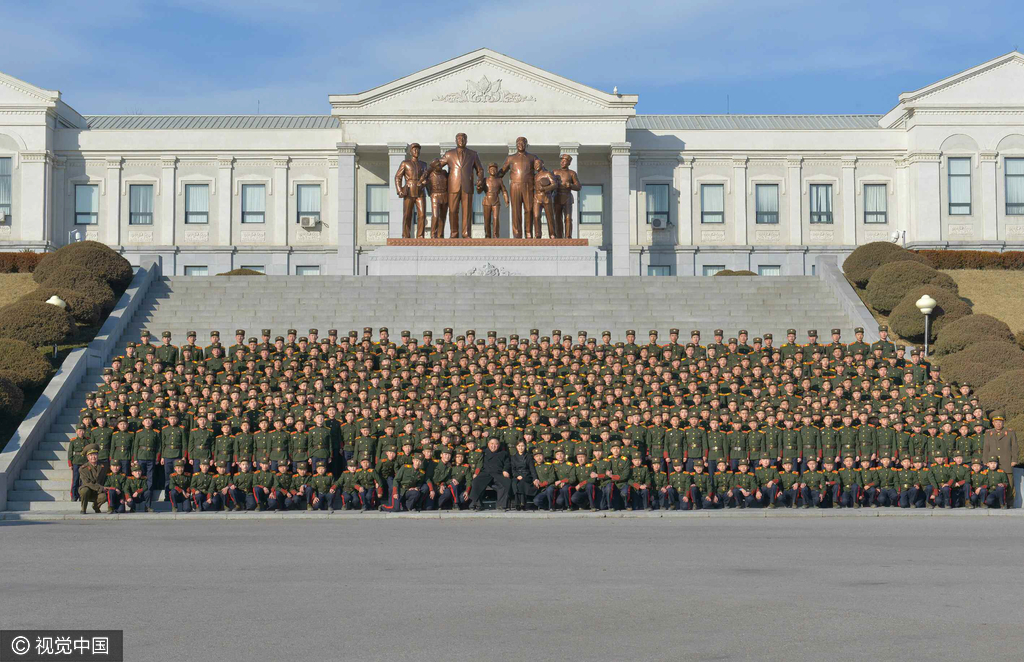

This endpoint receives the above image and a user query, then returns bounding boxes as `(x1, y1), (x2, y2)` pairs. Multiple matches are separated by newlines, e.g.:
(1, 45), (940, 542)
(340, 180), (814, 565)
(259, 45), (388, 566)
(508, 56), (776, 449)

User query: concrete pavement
(1, 517), (1022, 662)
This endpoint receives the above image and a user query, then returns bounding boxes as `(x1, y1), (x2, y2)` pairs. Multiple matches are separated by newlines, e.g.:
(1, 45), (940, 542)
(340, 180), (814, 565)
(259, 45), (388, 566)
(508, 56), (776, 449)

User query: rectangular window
(579, 185), (603, 224)
(297, 184), (321, 222)
(366, 185), (388, 224)
(755, 184), (779, 224)
(0, 157), (11, 219)
(472, 191), (484, 225)
(183, 266), (208, 276)
(702, 264), (725, 276)
(700, 184), (725, 224)
(647, 265), (672, 276)
(1006, 158), (1024, 215)
(296, 265), (321, 276)
(948, 157), (971, 215)
(864, 184), (888, 224)
(646, 183), (669, 225)
(129, 184), (153, 225)
(74, 184), (99, 225)
(184, 184), (209, 224)
(239, 265), (265, 274)
(809, 184), (833, 224)
(758, 264), (781, 276)
(241, 184), (266, 224)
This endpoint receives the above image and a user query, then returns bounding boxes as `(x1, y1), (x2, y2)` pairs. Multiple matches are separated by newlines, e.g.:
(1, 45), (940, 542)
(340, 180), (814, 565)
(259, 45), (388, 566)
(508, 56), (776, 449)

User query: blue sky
(1, 0), (1020, 116)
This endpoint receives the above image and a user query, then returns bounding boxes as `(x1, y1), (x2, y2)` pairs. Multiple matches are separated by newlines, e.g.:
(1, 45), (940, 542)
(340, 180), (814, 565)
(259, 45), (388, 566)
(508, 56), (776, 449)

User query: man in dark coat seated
(469, 438), (512, 511)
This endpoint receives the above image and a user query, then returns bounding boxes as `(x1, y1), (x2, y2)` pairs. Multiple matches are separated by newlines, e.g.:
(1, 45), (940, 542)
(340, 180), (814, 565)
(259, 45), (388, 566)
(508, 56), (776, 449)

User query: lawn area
(942, 270), (1024, 332)
(0, 273), (38, 307)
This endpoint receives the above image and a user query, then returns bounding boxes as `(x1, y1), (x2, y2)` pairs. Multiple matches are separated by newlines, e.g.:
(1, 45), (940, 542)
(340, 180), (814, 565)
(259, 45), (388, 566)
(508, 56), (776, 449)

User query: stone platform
(386, 238), (589, 246)
(366, 245), (606, 276)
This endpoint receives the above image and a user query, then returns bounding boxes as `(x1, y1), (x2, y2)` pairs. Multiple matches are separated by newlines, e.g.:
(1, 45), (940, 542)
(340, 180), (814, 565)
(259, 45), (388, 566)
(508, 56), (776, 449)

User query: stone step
(19, 468), (71, 480)
(15, 479), (70, 491)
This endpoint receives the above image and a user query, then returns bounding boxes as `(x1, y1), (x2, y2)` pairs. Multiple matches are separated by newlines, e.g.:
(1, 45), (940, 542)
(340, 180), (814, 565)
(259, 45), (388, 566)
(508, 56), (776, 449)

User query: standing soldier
(307, 413), (332, 472)
(155, 332), (178, 365)
(188, 416), (213, 472)
(68, 425), (90, 501)
(982, 415), (1019, 487)
(551, 153), (582, 239)
(160, 412), (187, 501)
(393, 143), (429, 238)
(132, 414), (160, 511)
(109, 418), (134, 475)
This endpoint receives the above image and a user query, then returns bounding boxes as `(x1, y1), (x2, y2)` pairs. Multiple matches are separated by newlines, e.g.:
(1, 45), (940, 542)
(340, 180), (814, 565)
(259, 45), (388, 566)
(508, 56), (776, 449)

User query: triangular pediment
(0, 71), (60, 106)
(329, 48), (637, 119)
(879, 52), (1024, 126)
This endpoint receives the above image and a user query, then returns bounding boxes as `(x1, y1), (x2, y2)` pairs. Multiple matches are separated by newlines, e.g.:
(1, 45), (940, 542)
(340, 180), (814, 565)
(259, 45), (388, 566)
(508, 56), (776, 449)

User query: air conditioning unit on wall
(651, 216), (669, 230)
(299, 215), (320, 229)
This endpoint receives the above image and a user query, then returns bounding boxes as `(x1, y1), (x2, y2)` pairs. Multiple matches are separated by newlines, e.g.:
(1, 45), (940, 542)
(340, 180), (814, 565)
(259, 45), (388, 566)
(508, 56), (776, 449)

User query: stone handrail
(815, 255), (880, 343)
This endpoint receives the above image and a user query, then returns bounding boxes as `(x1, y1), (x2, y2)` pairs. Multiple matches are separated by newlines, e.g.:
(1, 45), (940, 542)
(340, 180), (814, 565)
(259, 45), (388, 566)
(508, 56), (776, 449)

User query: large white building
(2, 48), (1024, 276)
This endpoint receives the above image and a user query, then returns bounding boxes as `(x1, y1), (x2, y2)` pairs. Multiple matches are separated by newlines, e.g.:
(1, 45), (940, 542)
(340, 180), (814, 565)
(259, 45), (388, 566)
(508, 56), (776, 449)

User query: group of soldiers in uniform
(67, 324), (1019, 514)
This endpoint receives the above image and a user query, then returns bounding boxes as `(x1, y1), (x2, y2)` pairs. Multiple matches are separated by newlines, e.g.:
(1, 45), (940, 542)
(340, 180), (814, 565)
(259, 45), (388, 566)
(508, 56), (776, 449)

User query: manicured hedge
(888, 285), (971, 342)
(0, 251), (44, 274)
(977, 370), (1024, 420)
(865, 261), (958, 314)
(933, 314), (1016, 356)
(0, 338), (54, 390)
(39, 264), (109, 292)
(0, 301), (76, 347)
(33, 241), (133, 291)
(712, 269), (757, 277)
(914, 249), (1024, 270)
(0, 375), (25, 419)
(939, 341), (1024, 388)
(19, 286), (102, 325)
(843, 242), (933, 287)
(216, 268), (264, 276)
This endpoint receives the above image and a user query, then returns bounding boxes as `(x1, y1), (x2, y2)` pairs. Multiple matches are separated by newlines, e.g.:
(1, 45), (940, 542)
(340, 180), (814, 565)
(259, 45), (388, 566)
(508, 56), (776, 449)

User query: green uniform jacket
(188, 428), (213, 462)
(160, 425), (186, 460)
(189, 471), (214, 495)
(110, 431), (134, 463)
(233, 471), (255, 492)
(68, 434), (89, 466)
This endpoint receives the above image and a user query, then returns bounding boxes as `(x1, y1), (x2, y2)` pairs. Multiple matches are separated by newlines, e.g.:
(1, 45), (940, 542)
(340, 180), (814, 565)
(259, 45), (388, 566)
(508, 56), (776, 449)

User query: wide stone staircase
(6, 274), (865, 512)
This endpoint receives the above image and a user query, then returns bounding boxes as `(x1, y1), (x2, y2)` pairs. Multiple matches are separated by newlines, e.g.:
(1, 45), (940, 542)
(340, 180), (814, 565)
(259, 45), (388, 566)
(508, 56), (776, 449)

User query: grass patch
(942, 270), (1024, 331)
(0, 273), (39, 307)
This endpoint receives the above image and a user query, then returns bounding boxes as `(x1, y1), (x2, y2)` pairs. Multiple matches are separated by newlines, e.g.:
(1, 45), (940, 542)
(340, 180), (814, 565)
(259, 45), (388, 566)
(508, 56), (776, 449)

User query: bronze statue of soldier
(393, 143), (429, 238)
(438, 133), (484, 238)
(477, 163), (510, 239)
(532, 160), (558, 238)
(552, 153), (582, 239)
(498, 136), (541, 239)
(420, 159), (449, 239)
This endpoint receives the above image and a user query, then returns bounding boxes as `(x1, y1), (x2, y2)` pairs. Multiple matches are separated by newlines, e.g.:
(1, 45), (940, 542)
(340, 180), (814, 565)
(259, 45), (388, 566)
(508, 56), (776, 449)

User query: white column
(909, 152), (941, 242)
(273, 157), (289, 244)
(676, 156), (693, 246)
(610, 142), (631, 276)
(387, 143), (407, 239)
(105, 157), (122, 246)
(336, 143), (356, 275)
(19, 152), (48, 243)
(160, 156), (176, 246)
(732, 156), (748, 245)
(842, 156), (857, 245)
(786, 156), (802, 245)
(980, 151), (998, 241)
(895, 157), (909, 240)
(558, 142), (580, 233)
(217, 156), (233, 247)
(52, 157), (66, 245)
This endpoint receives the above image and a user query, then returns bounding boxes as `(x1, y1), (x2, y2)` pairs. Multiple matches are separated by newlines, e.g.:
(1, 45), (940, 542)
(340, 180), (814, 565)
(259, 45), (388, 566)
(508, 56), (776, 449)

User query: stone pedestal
(365, 245), (606, 276)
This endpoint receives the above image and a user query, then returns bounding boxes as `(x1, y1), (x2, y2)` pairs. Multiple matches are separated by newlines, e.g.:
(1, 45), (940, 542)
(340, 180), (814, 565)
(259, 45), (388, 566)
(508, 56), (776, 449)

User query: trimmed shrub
(0, 338), (54, 390)
(0, 251), (43, 273)
(39, 264), (108, 291)
(0, 255), (13, 273)
(19, 287), (102, 325)
(933, 314), (1016, 356)
(216, 268), (264, 276)
(1006, 415), (1024, 461)
(712, 269), (756, 277)
(843, 243), (933, 287)
(977, 370), (1024, 420)
(913, 249), (1024, 270)
(0, 301), (76, 347)
(865, 261), (958, 314)
(888, 285), (972, 342)
(0, 375), (25, 419)
(940, 341), (1024, 388)
(33, 241), (133, 291)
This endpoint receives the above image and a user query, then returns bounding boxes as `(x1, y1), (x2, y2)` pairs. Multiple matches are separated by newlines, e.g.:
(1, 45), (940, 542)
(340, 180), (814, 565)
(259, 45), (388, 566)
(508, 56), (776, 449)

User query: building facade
(2, 49), (1024, 276)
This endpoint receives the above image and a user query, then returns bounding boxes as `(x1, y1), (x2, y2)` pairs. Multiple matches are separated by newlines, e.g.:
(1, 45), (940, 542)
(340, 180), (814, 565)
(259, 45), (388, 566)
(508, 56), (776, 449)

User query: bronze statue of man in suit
(498, 136), (541, 239)
(393, 143), (428, 238)
(438, 133), (485, 238)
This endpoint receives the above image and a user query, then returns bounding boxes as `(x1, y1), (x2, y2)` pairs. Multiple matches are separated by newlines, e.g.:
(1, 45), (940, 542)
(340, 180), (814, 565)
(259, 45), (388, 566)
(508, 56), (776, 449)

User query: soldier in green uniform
(875, 455), (899, 507)
(209, 461), (234, 511)
(754, 453), (781, 508)
(167, 459), (190, 512)
(732, 460), (758, 508)
(291, 462), (314, 510)
(307, 413), (333, 471)
(159, 412), (186, 501)
(68, 424), (90, 501)
(393, 455), (431, 512)
(109, 418), (134, 474)
(230, 459), (257, 511)
(270, 460), (296, 510)
(627, 454), (651, 510)
(103, 460), (127, 513)
(188, 416), (213, 472)
(689, 460), (714, 510)
(800, 458), (825, 508)
(122, 461), (151, 513)
(820, 458), (840, 508)
(777, 458), (801, 508)
(186, 458), (215, 512)
(252, 458), (276, 511)
(667, 459), (691, 510)
(898, 456), (925, 508)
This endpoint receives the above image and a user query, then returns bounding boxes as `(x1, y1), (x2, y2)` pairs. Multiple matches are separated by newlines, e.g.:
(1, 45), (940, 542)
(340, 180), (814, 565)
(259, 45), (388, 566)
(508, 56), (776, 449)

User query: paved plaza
(1, 516), (1021, 662)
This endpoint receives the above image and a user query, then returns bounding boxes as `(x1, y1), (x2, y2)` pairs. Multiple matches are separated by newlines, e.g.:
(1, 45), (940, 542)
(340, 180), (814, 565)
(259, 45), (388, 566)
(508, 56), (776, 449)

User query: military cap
(830, 328), (841, 335)
(197, 457), (210, 466)
(273, 415), (284, 422)
(807, 330), (817, 337)
(649, 330), (658, 337)
(487, 331), (497, 338)
(161, 331), (172, 339)
(878, 324), (888, 332)
(854, 327), (864, 334)
(401, 330), (411, 338)
(126, 341), (136, 348)
(781, 457), (793, 465)
(987, 455), (1000, 464)
(753, 337), (762, 343)
(550, 329), (560, 336)
(509, 334), (519, 340)
(714, 329), (724, 336)
(248, 337), (257, 344)
(109, 459), (122, 468)
(691, 459), (704, 469)
(912, 455), (923, 463)
(623, 329), (635, 336)
(931, 365), (940, 372)
(278, 459), (291, 467)
(185, 330), (197, 339)
(530, 328), (540, 335)
(173, 459), (186, 467)
(130, 461), (143, 471)
(140, 330), (151, 337)
(763, 333), (773, 340)
(456, 335), (465, 341)
(786, 328), (796, 335)
(691, 330), (701, 336)
(602, 330), (612, 337)
(728, 338), (737, 344)
(444, 327), (453, 334)
(992, 413), (1005, 421)
(285, 329), (297, 336)
(233, 329), (245, 336)
(380, 327), (390, 334)
(970, 456), (982, 465)
(274, 336), (284, 343)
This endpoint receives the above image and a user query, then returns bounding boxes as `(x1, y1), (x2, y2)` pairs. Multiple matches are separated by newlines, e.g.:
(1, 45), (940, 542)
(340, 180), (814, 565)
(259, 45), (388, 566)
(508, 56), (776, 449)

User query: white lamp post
(915, 294), (937, 357)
